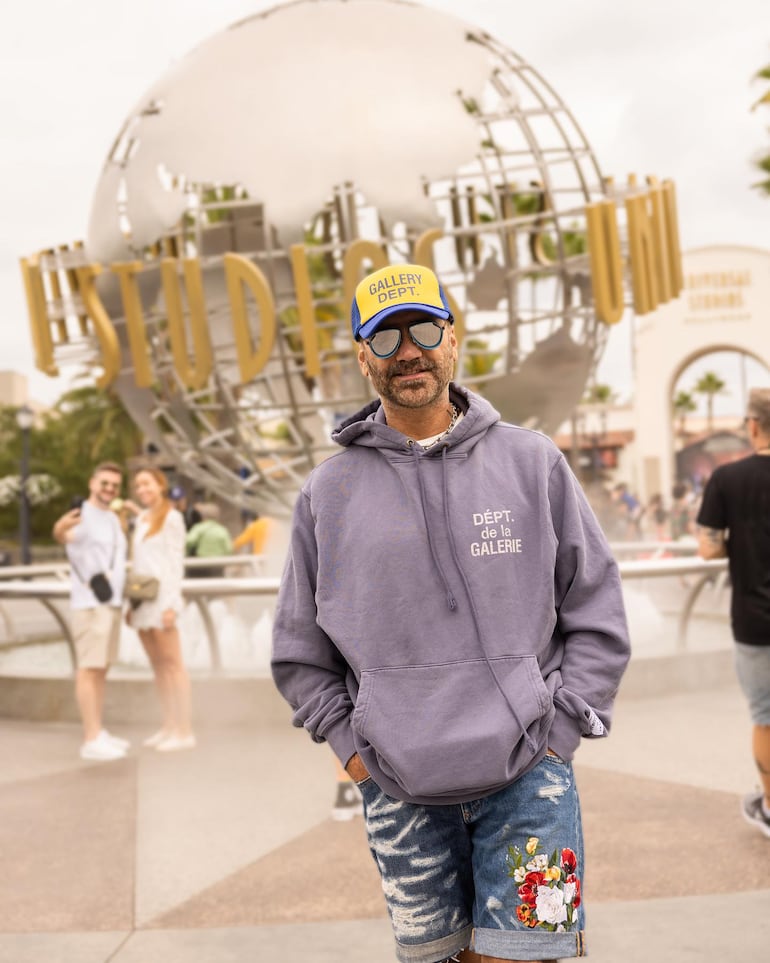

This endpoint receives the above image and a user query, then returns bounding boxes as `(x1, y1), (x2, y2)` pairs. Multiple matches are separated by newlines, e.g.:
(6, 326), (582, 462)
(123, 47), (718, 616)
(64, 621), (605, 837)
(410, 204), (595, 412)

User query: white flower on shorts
(526, 853), (548, 872)
(535, 885), (568, 926)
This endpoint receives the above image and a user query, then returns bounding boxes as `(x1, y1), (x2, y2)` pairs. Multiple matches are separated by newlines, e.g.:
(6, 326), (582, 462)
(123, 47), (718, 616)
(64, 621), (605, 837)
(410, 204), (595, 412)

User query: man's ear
(357, 344), (369, 377)
(449, 325), (459, 363)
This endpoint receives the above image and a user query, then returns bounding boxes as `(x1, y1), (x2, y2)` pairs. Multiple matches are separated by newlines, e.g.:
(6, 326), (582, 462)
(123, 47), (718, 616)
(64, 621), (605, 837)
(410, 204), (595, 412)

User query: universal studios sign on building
(18, 0), (683, 514)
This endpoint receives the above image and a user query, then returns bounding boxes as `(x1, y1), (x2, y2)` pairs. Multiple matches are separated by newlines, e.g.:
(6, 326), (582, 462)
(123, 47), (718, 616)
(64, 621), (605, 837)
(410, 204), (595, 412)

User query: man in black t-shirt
(697, 387), (770, 839)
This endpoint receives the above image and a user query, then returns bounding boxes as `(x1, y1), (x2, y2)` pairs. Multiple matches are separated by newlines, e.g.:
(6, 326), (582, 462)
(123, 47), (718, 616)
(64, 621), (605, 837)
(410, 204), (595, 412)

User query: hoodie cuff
(547, 708), (583, 762)
(323, 715), (357, 769)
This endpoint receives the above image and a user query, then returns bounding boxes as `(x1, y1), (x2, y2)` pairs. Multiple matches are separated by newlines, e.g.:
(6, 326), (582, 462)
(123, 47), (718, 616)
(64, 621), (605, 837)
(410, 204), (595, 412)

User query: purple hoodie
(272, 385), (630, 805)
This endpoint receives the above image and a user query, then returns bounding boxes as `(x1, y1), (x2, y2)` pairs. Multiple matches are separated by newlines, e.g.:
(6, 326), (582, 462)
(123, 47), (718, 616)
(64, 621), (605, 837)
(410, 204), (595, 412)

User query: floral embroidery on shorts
(506, 835), (581, 931)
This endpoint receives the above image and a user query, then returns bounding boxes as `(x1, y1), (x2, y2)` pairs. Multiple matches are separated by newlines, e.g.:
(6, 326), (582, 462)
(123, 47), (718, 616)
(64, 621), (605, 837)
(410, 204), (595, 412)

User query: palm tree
(751, 61), (770, 197)
(693, 371), (727, 433)
(51, 384), (143, 463)
(672, 390), (697, 438)
(578, 383), (614, 479)
(583, 383), (615, 406)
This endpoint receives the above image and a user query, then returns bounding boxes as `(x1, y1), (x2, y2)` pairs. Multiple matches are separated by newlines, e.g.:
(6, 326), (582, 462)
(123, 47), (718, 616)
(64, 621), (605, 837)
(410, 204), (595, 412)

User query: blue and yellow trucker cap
(351, 263), (452, 341)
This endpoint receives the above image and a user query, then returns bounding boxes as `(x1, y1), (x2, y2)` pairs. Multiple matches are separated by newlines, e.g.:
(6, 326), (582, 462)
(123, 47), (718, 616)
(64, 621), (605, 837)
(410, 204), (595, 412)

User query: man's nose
(393, 328), (421, 360)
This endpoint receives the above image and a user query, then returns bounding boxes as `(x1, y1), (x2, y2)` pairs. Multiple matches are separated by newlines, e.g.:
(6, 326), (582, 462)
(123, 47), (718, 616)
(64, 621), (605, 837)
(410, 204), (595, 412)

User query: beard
(364, 353), (455, 409)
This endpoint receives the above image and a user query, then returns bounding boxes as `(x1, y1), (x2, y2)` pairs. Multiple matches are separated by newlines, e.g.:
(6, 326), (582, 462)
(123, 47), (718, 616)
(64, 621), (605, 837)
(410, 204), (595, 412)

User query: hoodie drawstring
(413, 444), (457, 610)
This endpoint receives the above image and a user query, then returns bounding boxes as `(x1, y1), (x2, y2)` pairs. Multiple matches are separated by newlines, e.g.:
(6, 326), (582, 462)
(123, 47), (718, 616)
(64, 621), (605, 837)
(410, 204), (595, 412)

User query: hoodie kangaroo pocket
(351, 656), (554, 798)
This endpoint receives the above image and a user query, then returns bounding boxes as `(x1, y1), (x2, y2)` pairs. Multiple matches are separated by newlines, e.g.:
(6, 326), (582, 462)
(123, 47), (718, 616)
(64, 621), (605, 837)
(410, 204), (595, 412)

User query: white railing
(0, 551), (729, 673)
(0, 555), (265, 581)
(607, 539), (699, 557)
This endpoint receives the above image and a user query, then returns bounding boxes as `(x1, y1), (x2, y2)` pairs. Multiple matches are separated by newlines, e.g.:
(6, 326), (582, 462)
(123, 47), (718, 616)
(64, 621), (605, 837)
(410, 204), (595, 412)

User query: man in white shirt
(53, 462), (129, 761)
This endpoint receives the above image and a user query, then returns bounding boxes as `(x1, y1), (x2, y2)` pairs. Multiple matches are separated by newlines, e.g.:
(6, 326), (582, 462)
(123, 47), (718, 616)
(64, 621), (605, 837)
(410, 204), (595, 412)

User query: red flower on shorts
(519, 870), (545, 905)
(561, 848), (577, 874)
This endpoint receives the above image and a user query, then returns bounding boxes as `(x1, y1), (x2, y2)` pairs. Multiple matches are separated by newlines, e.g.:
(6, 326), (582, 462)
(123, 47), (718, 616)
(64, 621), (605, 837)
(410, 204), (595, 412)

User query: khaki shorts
(71, 606), (121, 669)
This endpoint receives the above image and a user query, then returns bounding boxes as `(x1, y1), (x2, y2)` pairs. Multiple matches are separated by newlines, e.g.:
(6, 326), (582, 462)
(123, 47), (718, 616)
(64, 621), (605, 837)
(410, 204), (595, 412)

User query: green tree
(0, 388), (143, 556)
(693, 371), (727, 433)
(50, 385), (143, 467)
(0, 407), (29, 551)
(462, 337), (502, 386)
(0, 407), (65, 553)
(672, 390), (697, 438)
(582, 383), (615, 406)
(751, 60), (770, 196)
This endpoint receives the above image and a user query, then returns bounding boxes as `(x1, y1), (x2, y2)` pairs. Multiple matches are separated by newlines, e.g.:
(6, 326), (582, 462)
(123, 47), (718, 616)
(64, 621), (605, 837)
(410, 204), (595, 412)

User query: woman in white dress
(128, 467), (195, 751)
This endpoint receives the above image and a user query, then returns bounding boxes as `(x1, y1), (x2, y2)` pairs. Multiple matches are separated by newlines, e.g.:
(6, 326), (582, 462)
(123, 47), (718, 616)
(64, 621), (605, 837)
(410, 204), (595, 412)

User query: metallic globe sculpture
(26, 0), (654, 516)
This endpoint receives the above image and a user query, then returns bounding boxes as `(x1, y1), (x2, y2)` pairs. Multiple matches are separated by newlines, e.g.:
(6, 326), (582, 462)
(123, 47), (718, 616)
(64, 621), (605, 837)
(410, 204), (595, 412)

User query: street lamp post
(576, 403), (608, 486)
(16, 405), (34, 566)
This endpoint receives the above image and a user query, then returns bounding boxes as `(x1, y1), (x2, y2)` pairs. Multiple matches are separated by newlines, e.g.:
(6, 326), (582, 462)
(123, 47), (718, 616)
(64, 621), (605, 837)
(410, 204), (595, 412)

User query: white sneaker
(143, 729), (171, 748)
(100, 729), (130, 751)
(155, 734), (197, 752)
(80, 735), (126, 761)
(741, 790), (770, 838)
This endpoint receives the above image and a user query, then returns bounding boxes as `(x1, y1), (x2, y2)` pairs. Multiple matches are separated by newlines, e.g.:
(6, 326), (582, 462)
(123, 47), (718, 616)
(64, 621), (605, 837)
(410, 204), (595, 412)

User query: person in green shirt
(185, 503), (232, 577)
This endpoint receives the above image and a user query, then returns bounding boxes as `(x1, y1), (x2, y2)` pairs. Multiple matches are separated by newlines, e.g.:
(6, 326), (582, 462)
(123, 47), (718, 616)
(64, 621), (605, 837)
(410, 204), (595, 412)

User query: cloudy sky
(1, 0), (768, 409)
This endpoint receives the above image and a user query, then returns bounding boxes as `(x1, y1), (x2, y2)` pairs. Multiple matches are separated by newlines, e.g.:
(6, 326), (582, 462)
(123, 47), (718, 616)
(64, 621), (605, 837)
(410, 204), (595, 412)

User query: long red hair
(133, 467), (172, 539)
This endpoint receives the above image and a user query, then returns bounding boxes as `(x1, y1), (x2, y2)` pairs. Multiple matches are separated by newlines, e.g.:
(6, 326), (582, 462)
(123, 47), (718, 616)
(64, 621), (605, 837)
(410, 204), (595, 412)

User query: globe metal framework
(37, 0), (616, 516)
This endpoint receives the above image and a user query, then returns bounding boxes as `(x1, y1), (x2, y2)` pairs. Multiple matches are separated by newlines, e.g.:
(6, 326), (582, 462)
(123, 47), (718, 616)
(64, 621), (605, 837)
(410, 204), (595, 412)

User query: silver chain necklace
(420, 404), (460, 449)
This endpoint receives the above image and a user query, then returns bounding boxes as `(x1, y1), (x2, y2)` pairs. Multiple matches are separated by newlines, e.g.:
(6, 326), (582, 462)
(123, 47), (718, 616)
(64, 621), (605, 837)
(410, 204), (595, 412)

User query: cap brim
(358, 303), (450, 340)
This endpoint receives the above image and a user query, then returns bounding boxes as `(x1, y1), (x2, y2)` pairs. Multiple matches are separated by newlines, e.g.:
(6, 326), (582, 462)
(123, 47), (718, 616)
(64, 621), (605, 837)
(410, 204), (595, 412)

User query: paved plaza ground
(1, 646), (769, 963)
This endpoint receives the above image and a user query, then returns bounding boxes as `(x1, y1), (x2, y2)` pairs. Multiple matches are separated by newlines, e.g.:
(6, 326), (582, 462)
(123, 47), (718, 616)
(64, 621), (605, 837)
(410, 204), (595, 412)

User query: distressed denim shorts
(358, 753), (586, 962)
(734, 642), (770, 725)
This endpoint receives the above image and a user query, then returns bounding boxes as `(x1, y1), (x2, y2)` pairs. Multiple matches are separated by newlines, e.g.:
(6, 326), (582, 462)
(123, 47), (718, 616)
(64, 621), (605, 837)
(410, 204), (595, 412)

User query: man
(611, 482), (643, 540)
(169, 485), (202, 531)
(272, 263), (630, 962)
(670, 479), (697, 540)
(697, 387), (770, 839)
(232, 512), (274, 557)
(53, 462), (129, 761)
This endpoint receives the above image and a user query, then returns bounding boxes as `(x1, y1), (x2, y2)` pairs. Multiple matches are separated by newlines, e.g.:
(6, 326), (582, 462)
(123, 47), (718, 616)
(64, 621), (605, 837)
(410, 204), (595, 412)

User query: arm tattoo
(701, 527), (725, 545)
(697, 525), (727, 559)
